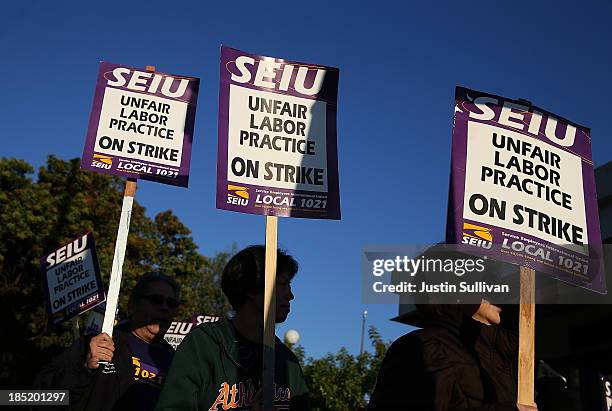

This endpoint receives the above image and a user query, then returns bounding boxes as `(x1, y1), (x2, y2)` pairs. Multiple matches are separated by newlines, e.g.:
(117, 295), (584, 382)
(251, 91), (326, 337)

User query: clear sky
(2, 1), (611, 359)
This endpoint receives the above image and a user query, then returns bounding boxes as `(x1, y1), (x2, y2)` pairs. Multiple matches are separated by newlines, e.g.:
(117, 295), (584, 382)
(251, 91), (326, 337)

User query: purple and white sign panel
(81, 62), (199, 187)
(216, 46), (340, 219)
(164, 314), (220, 350)
(40, 232), (106, 326)
(447, 86), (606, 294)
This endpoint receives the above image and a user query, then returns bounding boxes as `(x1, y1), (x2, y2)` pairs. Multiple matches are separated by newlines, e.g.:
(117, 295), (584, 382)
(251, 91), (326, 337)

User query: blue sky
(2, 1), (611, 359)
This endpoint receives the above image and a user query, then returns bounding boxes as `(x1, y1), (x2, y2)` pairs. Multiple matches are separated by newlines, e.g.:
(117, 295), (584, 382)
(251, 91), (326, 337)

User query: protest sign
(81, 62), (199, 187)
(216, 45), (340, 219)
(40, 232), (105, 326)
(79, 62), (201, 348)
(216, 45), (341, 409)
(163, 315), (220, 349)
(447, 86), (605, 294)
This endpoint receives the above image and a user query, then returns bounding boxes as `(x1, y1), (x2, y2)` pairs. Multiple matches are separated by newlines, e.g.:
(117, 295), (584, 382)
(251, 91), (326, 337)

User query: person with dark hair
(368, 301), (537, 411)
(34, 272), (180, 410)
(156, 245), (310, 410)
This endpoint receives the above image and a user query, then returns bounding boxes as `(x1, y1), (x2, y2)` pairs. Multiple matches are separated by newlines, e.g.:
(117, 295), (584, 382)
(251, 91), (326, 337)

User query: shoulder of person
(385, 331), (428, 360)
(400, 326), (455, 347)
(191, 317), (226, 334)
(493, 324), (517, 341)
(274, 338), (300, 360)
(185, 318), (231, 348)
(488, 324), (518, 357)
(391, 328), (466, 370)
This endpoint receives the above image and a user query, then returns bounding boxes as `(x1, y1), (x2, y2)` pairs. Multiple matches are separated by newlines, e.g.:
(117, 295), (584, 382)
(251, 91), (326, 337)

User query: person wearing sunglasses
(34, 272), (180, 410)
(156, 245), (310, 411)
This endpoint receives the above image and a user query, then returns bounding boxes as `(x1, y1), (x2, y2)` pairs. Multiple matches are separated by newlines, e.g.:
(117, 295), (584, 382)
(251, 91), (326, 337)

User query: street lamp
(284, 329), (300, 348)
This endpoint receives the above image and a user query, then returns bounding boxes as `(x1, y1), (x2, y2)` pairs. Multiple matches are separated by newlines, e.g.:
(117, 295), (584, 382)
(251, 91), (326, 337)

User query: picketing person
(34, 272), (180, 410)
(368, 301), (538, 411)
(156, 245), (310, 410)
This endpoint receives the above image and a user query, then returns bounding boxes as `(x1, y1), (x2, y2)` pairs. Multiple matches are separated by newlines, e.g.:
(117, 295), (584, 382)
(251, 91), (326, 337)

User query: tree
(0, 156), (231, 387)
(299, 326), (390, 411)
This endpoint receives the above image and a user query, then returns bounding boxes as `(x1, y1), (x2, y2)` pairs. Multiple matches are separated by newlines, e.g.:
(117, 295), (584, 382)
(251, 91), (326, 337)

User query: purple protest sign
(81, 62), (199, 187)
(216, 46), (340, 219)
(40, 232), (106, 326)
(164, 314), (220, 349)
(446, 86), (606, 294)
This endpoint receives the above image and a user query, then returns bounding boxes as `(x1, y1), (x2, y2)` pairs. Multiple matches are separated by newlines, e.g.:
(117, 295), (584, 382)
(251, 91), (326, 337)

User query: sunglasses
(139, 294), (180, 309)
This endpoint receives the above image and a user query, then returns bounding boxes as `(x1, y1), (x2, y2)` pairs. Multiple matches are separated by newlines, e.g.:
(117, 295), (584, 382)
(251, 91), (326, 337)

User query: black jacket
(33, 323), (172, 411)
(368, 309), (518, 411)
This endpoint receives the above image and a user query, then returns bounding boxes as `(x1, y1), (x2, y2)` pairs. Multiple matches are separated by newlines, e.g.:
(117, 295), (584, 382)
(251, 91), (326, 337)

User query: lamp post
(359, 310), (368, 356)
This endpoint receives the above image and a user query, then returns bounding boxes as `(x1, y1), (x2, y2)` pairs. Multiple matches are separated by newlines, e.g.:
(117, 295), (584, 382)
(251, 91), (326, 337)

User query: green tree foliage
(299, 326), (390, 411)
(0, 156), (232, 387)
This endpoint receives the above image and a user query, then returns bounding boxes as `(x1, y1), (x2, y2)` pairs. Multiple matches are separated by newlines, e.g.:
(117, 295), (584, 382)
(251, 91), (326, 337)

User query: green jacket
(156, 318), (310, 410)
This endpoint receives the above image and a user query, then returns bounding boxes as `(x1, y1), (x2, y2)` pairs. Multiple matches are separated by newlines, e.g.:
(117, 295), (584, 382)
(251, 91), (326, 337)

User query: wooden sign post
(263, 215), (278, 410)
(518, 267), (536, 406)
(71, 317), (81, 341)
(101, 177), (138, 336)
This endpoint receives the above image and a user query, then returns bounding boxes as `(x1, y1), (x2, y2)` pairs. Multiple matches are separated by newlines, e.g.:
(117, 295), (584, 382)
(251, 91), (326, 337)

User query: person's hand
(517, 403), (538, 411)
(85, 333), (114, 369)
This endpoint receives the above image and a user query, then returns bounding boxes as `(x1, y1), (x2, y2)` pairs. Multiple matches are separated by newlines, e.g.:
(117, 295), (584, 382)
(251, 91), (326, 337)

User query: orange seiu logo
(463, 223), (493, 242)
(227, 184), (249, 206)
(92, 154), (113, 170)
(93, 154), (113, 165)
(228, 184), (249, 199)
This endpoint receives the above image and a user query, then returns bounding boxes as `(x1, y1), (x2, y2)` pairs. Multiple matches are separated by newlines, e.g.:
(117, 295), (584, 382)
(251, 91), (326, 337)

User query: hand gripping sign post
(447, 86), (605, 406)
(217, 45), (340, 409)
(81, 62), (199, 366)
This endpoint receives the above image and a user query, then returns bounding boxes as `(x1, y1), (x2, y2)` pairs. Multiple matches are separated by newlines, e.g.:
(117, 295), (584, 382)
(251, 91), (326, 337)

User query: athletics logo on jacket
(208, 379), (291, 410)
